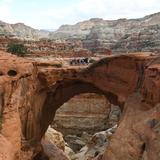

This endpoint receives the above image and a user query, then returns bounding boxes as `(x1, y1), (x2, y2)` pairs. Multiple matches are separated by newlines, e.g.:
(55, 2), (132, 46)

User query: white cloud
(39, 0), (160, 29)
(0, 5), (10, 19)
(75, 0), (160, 19)
(3, 0), (13, 3)
(0, 0), (160, 29)
(0, 0), (14, 21)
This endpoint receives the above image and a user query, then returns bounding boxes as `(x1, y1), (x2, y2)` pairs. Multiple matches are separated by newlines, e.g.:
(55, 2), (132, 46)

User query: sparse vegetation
(123, 34), (130, 39)
(89, 58), (97, 63)
(7, 43), (28, 57)
(52, 63), (63, 68)
(142, 41), (156, 47)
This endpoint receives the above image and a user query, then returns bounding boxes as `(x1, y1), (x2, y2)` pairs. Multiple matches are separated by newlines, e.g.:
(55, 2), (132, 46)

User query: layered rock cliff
(0, 21), (50, 40)
(50, 12), (160, 53)
(0, 36), (92, 57)
(1, 12), (160, 54)
(52, 93), (111, 135)
(0, 51), (160, 160)
(52, 93), (121, 137)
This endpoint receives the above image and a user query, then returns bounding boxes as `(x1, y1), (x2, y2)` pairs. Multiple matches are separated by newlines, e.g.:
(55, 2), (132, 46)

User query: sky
(0, 0), (160, 29)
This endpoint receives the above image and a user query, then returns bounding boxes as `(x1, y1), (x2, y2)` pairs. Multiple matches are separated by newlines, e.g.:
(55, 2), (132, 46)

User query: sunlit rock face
(1, 51), (160, 160)
(52, 93), (111, 135)
(42, 127), (69, 160)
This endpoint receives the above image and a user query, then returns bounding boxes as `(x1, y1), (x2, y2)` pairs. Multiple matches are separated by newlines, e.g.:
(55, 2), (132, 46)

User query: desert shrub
(89, 58), (97, 63)
(52, 63), (62, 68)
(7, 43), (28, 57)
(123, 34), (130, 39)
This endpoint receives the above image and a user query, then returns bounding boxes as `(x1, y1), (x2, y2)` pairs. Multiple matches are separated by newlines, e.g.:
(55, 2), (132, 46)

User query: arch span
(1, 51), (160, 160)
(40, 80), (120, 139)
(19, 53), (160, 160)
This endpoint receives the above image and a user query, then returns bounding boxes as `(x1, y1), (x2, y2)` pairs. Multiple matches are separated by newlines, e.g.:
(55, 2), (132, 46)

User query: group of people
(70, 57), (90, 66)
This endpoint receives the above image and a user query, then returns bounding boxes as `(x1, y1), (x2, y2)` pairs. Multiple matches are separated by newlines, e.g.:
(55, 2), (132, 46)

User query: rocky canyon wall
(50, 12), (160, 54)
(1, 12), (160, 55)
(0, 37), (93, 57)
(52, 93), (111, 135)
(53, 93), (121, 136)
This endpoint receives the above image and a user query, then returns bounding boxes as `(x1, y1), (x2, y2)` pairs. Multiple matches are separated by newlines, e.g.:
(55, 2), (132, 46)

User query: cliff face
(0, 51), (160, 159)
(0, 51), (38, 160)
(50, 12), (160, 53)
(0, 21), (50, 40)
(1, 12), (160, 54)
(53, 93), (121, 136)
(49, 18), (104, 40)
(0, 37), (92, 57)
(53, 93), (111, 135)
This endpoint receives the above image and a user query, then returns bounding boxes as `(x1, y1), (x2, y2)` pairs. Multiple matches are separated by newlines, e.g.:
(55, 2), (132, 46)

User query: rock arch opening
(52, 93), (112, 136)
(39, 80), (121, 139)
(49, 93), (121, 155)
(38, 80), (122, 160)
(29, 54), (145, 160)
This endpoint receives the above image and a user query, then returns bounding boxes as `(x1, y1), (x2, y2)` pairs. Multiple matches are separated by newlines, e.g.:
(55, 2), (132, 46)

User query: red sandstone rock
(0, 134), (15, 160)
(41, 139), (69, 160)
(53, 93), (111, 135)
(0, 37), (92, 57)
(0, 51), (160, 160)
(44, 126), (65, 151)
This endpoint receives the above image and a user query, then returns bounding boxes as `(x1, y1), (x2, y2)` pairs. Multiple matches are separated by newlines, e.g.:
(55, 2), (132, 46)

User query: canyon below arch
(0, 51), (160, 160)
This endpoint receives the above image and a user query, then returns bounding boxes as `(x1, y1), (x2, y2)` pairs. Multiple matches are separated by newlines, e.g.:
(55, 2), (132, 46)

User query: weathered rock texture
(0, 21), (49, 40)
(0, 51), (160, 160)
(75, 125), (117, 160)
(42, 127), (69, 160)
(0, 134), (15, 160)
(1, 12), (160, 54)
(0, 51), (38, 160)
(41, 139), (69, 160)
(0, 36), (92, 57)
(50, 12), (160, 53)
(53, 93), (111, 135)
(44, 126), (65, 151)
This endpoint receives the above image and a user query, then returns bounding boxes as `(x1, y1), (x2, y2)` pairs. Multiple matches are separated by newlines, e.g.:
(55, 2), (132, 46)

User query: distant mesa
(0, 12), (160, 53)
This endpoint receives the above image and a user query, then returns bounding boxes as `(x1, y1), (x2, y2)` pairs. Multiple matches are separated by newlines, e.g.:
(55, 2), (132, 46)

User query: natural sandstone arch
(39, 80), (120, 140)
(1, 51), (160, 160)
(52, 92), (116, 135)
(31, 53), (160, 160)
(25, 55), (147, 158)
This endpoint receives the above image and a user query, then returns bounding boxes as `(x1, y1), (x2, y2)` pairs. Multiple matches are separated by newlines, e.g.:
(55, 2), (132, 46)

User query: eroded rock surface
(50, 12), (160, 53)
(0, 51), (160, 160)
(53, 93), (111, 135)
(44, 126), (65, 151)
(41, 139), (69, 160)
(0, 21), (49, 40)
(1, 12), (160, 54)
(0, 134), (15, 160)
(75, 125), (117, 160)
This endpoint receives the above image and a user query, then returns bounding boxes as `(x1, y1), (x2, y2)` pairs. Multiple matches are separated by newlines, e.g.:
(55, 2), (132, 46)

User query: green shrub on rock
(7, 43), (28, 57)
(89, 58), (97, 63)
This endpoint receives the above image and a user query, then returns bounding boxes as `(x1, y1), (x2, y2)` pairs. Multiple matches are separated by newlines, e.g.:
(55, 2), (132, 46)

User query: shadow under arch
(39, 79), (122, 140)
